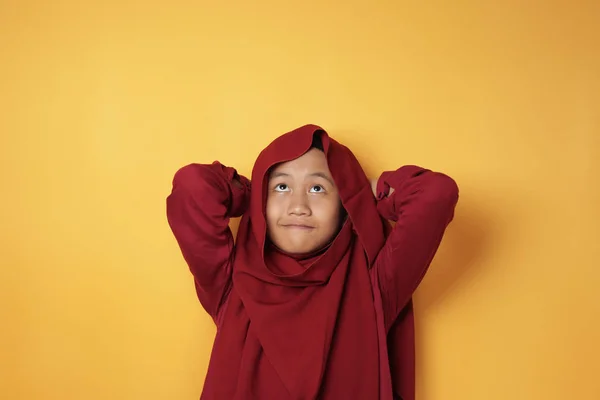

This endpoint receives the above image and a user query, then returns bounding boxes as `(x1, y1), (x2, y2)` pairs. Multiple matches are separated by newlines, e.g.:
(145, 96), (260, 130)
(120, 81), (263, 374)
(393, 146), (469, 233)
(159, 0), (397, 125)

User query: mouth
(281, 224), (315, 230)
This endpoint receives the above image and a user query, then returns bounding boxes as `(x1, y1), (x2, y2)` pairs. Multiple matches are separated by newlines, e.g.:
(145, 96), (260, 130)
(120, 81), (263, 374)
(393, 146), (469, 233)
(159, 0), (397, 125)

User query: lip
(281, 224), (315, 230)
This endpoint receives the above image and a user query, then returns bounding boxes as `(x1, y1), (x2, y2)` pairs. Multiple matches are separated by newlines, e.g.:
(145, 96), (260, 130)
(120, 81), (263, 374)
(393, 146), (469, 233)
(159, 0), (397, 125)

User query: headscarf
(203, 125), (390, 399)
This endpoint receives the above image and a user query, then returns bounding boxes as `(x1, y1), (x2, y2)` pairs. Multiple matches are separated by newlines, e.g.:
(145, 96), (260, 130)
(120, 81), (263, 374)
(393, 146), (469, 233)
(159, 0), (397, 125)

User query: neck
(267, 241), (331, 262)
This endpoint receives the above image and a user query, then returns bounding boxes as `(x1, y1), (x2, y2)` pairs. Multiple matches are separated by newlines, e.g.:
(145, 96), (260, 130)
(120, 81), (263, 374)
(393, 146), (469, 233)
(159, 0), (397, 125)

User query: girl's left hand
(370, 179), (378, 197)
(370, 178), (394, 198)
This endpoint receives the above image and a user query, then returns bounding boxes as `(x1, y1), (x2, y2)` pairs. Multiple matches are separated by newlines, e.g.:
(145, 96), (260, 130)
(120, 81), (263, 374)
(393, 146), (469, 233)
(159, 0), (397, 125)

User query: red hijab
(203, 125), (390, 399)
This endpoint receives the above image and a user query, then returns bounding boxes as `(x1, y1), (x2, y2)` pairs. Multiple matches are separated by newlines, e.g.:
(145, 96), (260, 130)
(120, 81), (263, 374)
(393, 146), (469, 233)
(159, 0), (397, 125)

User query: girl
(167, 124), (459, 400)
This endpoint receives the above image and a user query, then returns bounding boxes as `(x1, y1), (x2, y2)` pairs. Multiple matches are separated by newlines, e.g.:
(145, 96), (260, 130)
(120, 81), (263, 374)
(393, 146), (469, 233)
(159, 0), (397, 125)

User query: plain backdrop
(1, 1), (599, 399)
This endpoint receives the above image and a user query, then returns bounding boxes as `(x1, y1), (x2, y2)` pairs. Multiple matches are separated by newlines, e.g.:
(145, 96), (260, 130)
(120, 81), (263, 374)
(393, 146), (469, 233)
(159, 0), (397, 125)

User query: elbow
(437, 173), (459, 204)
(171, 163), (216, 193)
(168, 162), (232, 214)
(424, 172), (459, 216)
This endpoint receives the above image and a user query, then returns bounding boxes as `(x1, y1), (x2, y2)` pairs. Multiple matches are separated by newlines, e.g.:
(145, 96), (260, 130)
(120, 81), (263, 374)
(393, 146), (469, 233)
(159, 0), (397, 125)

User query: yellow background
(1, 1), (599, 399)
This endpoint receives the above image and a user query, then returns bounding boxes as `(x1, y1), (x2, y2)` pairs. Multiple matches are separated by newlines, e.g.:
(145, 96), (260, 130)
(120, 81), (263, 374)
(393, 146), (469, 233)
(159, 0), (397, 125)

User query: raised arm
(166, 161), (250, 321)
(373, 165), (459, 330)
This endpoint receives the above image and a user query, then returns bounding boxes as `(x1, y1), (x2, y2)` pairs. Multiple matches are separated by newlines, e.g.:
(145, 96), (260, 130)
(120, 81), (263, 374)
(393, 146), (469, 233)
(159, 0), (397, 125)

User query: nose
(287, 191), (311, 216)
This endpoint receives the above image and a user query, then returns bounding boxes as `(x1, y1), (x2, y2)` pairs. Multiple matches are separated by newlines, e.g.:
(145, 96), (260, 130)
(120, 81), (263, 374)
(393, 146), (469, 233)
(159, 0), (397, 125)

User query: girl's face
(266, 148), (342, 255)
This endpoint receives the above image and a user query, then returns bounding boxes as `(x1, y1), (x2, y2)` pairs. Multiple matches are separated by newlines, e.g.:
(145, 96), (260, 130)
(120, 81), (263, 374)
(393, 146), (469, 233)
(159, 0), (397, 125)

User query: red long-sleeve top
(167, 161), (459, 400)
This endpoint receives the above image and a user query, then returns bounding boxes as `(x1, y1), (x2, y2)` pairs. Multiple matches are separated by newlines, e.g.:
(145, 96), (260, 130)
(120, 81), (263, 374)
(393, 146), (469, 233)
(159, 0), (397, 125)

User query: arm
(372, 165), (459, 330)
(166, 161), (250, 321)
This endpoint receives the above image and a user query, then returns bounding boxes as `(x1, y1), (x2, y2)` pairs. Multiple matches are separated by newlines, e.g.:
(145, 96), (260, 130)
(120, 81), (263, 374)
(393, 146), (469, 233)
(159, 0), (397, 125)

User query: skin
(369, 178), (395, 197)
(266, 149), (342, 255)
(264, 149), (392, 255)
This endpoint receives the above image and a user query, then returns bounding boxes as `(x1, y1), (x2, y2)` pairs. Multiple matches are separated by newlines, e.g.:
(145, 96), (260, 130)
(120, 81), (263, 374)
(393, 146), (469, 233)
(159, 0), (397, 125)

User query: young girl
(167, 124), (458, 400)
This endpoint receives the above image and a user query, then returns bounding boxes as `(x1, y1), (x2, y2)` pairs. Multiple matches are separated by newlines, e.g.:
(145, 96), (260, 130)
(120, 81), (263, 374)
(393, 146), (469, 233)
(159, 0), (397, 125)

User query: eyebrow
(269, 171), (335, 186)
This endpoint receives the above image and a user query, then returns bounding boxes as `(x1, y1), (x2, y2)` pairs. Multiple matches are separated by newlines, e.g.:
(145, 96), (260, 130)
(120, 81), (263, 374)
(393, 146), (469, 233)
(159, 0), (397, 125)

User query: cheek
(265, 198), (282, 227)
(265, 204), (278, 243)
(313, 200), (342, 231)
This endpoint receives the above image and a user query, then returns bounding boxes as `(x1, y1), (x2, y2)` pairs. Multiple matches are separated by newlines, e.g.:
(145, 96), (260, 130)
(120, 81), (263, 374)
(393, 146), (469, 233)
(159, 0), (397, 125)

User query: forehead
(269, 149), (331, 176)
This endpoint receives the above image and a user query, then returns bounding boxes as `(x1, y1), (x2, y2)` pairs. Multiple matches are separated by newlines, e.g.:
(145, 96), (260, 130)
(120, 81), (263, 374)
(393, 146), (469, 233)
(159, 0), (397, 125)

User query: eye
(274, 183), (290, 192)
(309, 185), (325, 193)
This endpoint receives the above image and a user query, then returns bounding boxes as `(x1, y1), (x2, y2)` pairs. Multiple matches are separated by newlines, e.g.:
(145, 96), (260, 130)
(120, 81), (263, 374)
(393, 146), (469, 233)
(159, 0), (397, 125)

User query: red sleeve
(373, 165), (459, 330)
(166, 161), (250, 321)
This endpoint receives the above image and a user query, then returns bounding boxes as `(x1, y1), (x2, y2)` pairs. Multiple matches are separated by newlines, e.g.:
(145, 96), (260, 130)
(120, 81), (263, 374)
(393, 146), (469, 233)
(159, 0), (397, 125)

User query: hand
(370, 178), (394, 198)
(370, 179), (378, 197)
(232, 173), (250, 190)
(232, 177), (244, 189)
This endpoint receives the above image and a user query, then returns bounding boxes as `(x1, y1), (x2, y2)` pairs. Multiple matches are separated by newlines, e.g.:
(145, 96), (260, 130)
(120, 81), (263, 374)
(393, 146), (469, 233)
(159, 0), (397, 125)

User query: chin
(267, 230), (330, 256)
(281, 241), (325, 256)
